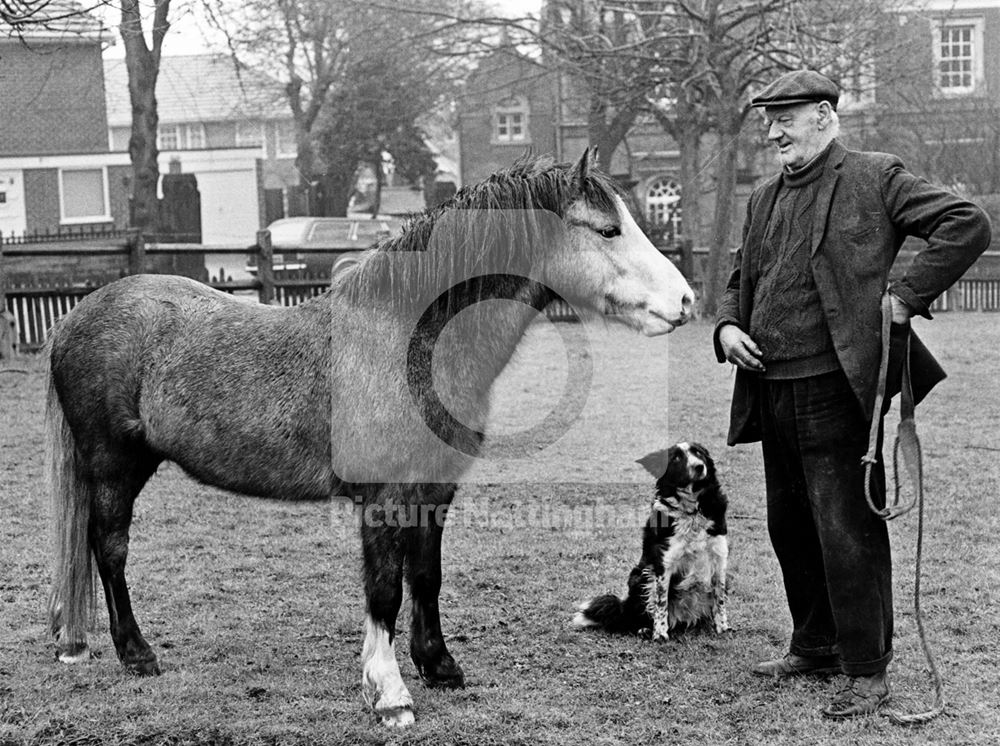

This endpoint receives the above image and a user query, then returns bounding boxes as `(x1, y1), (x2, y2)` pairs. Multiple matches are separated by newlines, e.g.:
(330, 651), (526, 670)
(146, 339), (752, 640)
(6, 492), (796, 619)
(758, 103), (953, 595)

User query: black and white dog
(573, 442), (730, 640)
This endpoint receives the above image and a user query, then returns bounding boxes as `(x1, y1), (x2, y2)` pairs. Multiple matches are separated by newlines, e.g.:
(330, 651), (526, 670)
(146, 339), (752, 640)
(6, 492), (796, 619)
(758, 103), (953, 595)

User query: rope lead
(863, 291), (944, 725)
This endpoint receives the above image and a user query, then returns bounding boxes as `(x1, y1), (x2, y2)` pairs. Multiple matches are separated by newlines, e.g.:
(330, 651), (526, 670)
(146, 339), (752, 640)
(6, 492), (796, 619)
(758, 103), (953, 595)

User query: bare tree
(493, 0), (916, 314)
(536, 1), (670, 172)
(205, 0), (474, 215)
(658, 0), (928, 313)
(118, 0), (170, 234)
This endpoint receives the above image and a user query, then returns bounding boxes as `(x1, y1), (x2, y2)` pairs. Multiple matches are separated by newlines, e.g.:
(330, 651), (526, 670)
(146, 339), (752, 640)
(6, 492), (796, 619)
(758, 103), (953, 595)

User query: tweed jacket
(714, 140), (992, 445)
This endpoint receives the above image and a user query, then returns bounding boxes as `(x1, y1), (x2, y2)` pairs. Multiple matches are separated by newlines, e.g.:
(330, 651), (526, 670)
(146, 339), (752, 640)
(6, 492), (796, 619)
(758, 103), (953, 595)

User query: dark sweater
(750, 143), (839, 379)
(715, 140), (990, 444)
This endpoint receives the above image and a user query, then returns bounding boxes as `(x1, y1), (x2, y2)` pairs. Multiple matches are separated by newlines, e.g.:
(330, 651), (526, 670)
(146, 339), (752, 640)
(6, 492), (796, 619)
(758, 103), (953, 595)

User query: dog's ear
(689, 442), (714, 472)
(636, 449), (671, 479)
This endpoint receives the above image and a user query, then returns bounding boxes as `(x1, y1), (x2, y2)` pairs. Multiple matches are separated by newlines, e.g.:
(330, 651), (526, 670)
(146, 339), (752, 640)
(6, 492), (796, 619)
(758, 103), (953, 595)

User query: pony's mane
(335, 154), (623, 309)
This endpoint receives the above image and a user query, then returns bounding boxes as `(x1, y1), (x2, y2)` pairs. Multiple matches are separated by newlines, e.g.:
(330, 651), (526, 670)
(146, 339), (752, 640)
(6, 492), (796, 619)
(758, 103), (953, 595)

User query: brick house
(458, 50), (559, 186)
(0, 10), (108, 155)
(457, 48), (740, 252)
(0, 5), (292, 253)
(105, 53), (448, 224)
(103, 53), (297, 227)
(0, 3), (123, 239)
(844, 0), (1000, 204)
(458, 1), (1000, 256)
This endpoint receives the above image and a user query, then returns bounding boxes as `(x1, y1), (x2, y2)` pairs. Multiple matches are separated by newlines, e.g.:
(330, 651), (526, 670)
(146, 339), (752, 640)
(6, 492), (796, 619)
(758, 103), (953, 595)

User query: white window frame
(493, 95), (530, 144)
(184, 123), (206, 149)
(646, 177), (682, 239)
(934, 16), (984, 96)
(157, 123), (207, 150)
(496, 111), (525, 141)
(58, 166), (111, 225)
(157, 124), (181, 150)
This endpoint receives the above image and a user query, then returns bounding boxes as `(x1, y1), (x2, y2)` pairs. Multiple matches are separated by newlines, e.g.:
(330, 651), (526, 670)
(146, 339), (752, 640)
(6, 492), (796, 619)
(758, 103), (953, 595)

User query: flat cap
(750, 70), (839, 110)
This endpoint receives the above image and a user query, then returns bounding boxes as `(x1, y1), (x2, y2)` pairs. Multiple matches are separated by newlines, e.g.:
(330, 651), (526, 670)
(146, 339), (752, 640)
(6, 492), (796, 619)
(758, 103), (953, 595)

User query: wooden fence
(932, 277), (1000, 312)
(0, 230), (581, 351)
(0, 230), (337, 351)
(2, 233), (997, 353)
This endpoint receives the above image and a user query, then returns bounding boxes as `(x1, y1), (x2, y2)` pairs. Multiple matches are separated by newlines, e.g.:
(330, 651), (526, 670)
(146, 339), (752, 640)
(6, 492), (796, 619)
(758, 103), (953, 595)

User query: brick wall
(23, 170), (60, 232)
(0, 40), (108, 155)
(877, 5), (1000, 108)
(23, 168), (120, 234)
(458, 52), (559, 186)
(457, 52), (700, 235)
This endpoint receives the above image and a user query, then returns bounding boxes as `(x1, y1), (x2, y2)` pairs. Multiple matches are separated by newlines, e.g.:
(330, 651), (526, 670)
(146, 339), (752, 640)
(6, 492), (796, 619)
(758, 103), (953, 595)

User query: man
(715, 69), (991, 718)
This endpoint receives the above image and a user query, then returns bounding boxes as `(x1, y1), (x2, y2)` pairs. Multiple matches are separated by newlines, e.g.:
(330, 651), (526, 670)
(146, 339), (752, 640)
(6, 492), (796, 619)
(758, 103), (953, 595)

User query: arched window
(646, 178), (682, 242)
(493, 95), (529, 143)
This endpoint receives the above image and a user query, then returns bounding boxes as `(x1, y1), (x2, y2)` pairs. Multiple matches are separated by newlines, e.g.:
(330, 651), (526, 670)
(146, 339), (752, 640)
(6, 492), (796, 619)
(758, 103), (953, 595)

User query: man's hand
(718, 324), (765, 372)
(889, 293), (912, 324)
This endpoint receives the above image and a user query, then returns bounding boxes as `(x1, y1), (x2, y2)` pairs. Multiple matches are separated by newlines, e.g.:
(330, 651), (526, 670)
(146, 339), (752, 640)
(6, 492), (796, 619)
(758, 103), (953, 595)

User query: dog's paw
(713, 610), (731, 634)
(651, 628), (670, 643)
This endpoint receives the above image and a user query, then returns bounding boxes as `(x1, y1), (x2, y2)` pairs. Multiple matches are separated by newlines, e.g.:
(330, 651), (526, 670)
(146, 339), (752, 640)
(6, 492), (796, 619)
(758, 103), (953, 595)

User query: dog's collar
(657, 485), (702, 515)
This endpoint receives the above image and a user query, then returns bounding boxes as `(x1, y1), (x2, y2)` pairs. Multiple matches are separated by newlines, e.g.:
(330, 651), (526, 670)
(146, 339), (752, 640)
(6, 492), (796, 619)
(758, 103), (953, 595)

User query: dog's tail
(572, 592), (648, 634)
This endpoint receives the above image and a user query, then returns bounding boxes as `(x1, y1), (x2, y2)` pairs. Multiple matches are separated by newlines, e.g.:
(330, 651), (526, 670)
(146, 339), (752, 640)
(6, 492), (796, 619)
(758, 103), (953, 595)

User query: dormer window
(235, 119), (264, 149)
(494, 95), (529, 143)
(157, 123), (207, 150)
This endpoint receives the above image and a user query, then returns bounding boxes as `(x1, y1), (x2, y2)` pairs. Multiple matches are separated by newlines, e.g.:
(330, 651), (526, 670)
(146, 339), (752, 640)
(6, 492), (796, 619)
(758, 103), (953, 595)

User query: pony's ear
(636, 449), (670, 479)
(574, 146), (599, 184)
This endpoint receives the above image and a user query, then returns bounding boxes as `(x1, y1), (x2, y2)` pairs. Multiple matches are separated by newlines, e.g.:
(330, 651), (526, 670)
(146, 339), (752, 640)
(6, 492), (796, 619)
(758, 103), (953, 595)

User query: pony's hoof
(56, 644), (91, 664)
(378, 705), (415, 728)
(421, 667), (465, 689)
(124, 657), (161, 676)
(417, 654), (465, 689)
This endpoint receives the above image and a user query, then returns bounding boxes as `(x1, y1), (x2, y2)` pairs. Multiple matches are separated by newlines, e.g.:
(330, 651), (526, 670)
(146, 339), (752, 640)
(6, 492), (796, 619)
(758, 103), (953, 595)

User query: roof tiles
(104, 53), (287, 127)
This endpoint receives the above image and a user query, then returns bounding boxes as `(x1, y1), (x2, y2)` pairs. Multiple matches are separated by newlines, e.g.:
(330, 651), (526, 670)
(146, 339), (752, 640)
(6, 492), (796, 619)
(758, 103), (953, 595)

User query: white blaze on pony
(44, 149), (693, 728)
(557, 194), (693, 336)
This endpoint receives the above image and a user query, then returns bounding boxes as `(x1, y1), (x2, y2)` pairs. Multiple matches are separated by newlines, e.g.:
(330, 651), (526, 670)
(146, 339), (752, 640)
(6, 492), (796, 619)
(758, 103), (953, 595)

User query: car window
(268, 220), (307, 246)
(308, 222), (351, 243)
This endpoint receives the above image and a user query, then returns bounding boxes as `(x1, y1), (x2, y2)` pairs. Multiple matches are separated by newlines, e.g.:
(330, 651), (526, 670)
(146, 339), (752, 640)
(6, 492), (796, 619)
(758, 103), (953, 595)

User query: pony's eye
(596, 226), (621, 239)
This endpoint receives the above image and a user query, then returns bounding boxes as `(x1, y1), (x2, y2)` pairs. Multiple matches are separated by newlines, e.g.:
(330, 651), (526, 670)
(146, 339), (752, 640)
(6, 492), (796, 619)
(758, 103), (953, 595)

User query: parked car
(247, 216), (405, 277)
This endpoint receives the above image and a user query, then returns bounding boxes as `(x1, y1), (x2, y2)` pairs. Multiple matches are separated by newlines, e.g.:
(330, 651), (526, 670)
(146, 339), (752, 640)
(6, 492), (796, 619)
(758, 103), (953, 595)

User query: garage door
(195, 169), (260, 282)
(195, 169), (259, 245)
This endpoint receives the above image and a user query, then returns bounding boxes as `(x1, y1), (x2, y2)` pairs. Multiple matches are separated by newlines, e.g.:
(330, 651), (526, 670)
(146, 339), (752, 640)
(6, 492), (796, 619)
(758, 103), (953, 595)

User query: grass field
(1, 314), (998, 745)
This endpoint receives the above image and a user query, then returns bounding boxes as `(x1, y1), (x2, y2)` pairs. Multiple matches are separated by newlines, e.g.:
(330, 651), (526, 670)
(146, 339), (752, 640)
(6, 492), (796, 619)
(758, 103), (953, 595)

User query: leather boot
(821, 672), (890, 719)
(752, 652), (841, 678)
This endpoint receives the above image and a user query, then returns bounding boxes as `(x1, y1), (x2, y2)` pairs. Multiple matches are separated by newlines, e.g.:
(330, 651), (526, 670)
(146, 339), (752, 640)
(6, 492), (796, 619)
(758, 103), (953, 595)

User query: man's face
(763, 103), (828, 169)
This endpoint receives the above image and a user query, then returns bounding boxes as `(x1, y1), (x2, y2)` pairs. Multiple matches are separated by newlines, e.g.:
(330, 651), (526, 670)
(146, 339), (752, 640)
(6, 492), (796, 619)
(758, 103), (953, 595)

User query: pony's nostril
(681, 292), (694, 318)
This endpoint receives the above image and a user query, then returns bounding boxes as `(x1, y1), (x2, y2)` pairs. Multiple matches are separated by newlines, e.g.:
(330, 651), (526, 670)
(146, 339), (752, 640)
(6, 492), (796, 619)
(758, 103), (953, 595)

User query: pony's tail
(46, 370), (95, 662)
(572, 592), (647, 635)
